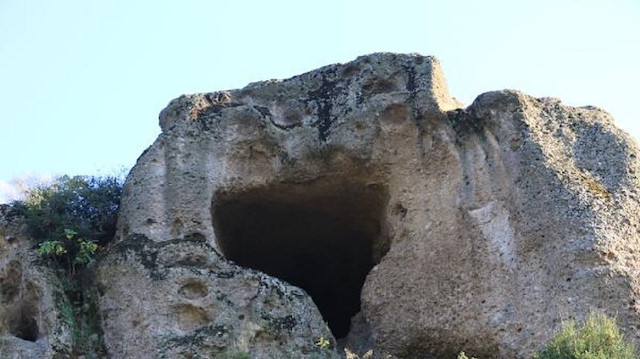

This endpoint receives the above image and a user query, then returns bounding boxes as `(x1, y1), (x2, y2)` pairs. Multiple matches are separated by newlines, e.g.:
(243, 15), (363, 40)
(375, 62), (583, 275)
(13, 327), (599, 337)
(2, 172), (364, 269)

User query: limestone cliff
(2, 53), (640, 359)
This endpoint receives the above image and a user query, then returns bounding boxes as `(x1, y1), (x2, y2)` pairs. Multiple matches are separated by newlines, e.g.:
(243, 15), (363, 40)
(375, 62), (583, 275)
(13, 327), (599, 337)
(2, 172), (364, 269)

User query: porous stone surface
(100, 53), (640, 359)
(0, 205), (74, 358)
(97, 234), (337, 359)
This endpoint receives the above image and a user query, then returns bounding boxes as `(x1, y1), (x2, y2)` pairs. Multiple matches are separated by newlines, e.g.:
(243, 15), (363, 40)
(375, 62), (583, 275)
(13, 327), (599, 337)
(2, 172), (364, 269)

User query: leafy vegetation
(453, 313), (637, 359)
(13, 174), (123, 274)
(10, 174), (123, 358)
(314, 335), (331, 349)
(535, 312), (638, 359)
(37, 228), (99, 276)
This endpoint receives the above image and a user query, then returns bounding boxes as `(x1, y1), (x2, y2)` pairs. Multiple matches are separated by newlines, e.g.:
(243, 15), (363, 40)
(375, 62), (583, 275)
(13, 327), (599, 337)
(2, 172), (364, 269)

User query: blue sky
(1, 0), (638, 202)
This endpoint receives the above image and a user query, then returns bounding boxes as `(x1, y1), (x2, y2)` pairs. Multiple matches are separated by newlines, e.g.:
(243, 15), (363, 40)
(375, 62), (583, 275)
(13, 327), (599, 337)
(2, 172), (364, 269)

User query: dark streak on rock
(254, 106), (272, 118)
(307, 70), (339, 142)
(446, 108), (486, 145)
(405, 63), (417, 95)
(262, 314), (298, 332)
(216, 271), (237, 279)
(196, 100), (242, 132)
(253, 105), (302, 131)
(403, 61), (429, 160)
(269, 118), (302, 131)
(162, 324), (229, 349)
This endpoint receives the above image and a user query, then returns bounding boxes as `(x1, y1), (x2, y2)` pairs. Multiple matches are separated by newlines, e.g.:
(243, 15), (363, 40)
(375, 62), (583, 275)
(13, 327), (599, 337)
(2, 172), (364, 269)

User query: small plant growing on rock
(345, 348), (373, 359)
(37, 239), (67, 257)
(457, 352), (477, 359)
(37, 228), (98, 276)
(536, 312), (638, 359)
(314, 335), (331, 350)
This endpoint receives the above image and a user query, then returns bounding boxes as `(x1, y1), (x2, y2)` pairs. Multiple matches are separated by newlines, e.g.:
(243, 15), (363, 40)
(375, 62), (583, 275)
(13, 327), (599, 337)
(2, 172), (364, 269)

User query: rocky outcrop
(0, 205), (74, 358)
(96, 53), (640, 358)
(97, 234), (336, 359)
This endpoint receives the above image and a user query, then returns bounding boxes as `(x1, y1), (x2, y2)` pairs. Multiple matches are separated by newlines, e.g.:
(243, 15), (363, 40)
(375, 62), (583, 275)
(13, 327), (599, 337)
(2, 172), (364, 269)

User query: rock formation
(0, 205), (74, 358)
(2, 53), (640, 359)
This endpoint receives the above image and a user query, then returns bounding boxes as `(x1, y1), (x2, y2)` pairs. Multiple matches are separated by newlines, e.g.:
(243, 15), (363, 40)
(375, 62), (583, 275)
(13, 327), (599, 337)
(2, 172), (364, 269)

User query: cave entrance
(12, 314), (39, 342)
(212, 180), (389, 338)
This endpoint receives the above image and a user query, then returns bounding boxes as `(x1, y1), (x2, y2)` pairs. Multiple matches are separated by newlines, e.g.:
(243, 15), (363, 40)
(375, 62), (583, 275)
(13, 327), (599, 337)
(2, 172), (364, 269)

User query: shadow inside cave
(212, 181), (389, 338)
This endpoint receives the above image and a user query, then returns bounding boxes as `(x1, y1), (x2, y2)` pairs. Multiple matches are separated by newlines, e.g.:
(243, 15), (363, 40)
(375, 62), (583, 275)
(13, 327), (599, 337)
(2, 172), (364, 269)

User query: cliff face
(2, 53), (640, 359)
(0, 205), (74, 358)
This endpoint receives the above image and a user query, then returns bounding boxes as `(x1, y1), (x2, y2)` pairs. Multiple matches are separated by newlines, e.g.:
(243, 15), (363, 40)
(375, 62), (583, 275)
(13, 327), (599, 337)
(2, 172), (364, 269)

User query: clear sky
(1, 0), (638, 202)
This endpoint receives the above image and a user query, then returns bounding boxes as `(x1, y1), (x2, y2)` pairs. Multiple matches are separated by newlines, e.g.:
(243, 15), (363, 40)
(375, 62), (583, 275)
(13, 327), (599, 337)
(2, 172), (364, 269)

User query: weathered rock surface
(0, 205), (74, 358)
(100, 53), (640, 359)
(97, 234), (336, 359)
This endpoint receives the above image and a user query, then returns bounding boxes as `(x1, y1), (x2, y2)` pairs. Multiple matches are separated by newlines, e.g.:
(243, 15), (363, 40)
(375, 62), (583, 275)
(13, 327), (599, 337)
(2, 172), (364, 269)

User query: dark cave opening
(11, 312), (39, 342)
(212, 181), (388, 339)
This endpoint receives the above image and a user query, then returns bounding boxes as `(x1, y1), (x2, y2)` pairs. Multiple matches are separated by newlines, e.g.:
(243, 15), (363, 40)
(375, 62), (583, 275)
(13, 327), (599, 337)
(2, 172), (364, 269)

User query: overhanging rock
(98, 53), (640, 359)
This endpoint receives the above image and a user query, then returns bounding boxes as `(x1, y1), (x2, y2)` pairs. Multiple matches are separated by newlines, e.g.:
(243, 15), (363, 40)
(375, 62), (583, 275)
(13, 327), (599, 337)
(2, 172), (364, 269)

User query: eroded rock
(0, 205), (74, 358)
(100, 53), (640, 359)
(97, 234), (336, 359)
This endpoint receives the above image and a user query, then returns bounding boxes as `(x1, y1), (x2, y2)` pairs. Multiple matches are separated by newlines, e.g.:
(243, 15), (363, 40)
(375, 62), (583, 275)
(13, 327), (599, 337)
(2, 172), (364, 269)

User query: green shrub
(12, 174), (123, 273)
(37, 228), (99, 276)
(536, 312), (638, 359)
(10, 175), (122, 357)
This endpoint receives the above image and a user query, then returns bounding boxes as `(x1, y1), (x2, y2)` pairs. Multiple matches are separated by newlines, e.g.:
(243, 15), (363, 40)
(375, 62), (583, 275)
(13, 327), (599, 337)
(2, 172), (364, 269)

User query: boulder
(100, 53), (640, 359)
